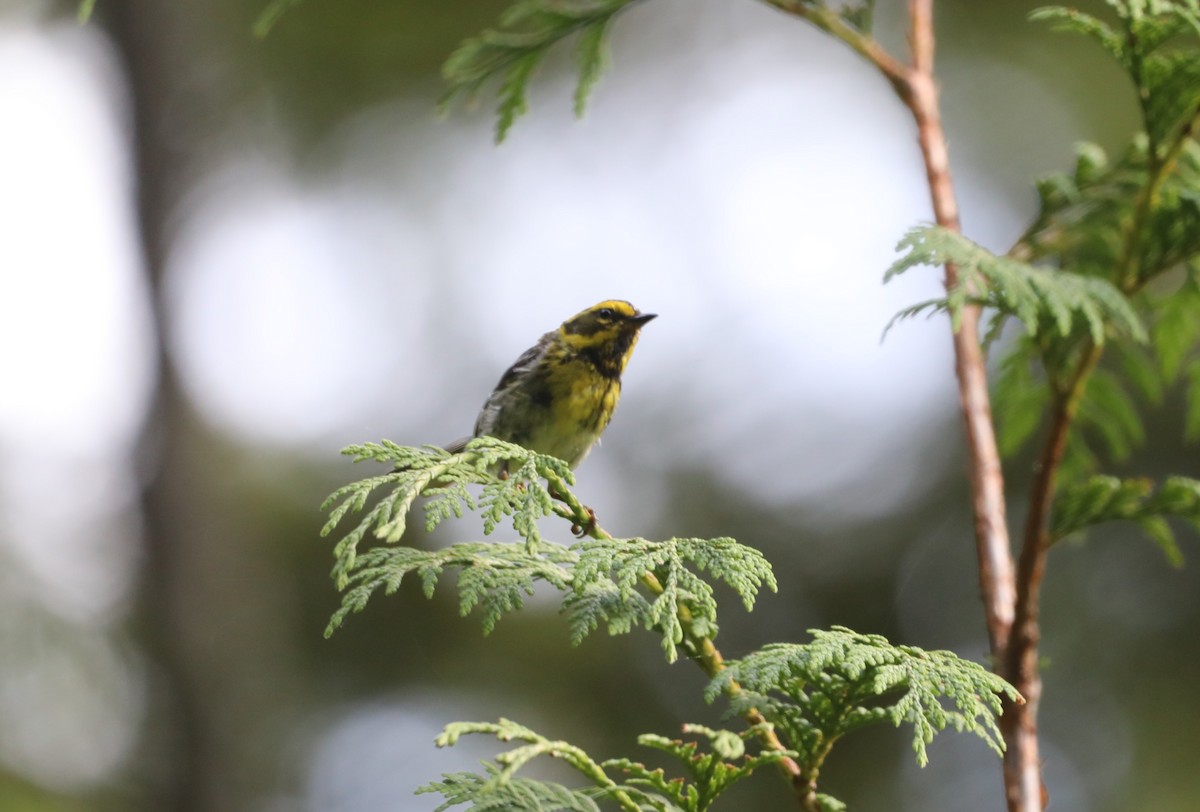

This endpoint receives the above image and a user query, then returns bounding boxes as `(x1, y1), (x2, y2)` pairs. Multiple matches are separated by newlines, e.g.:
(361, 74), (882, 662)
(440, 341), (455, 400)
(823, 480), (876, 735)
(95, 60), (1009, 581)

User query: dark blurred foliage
(0, 0), (1194, 810)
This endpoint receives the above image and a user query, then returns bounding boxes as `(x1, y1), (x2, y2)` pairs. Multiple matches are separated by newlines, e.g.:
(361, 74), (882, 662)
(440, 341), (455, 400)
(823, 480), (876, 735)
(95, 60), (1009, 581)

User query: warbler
(447, 300), (656, 468)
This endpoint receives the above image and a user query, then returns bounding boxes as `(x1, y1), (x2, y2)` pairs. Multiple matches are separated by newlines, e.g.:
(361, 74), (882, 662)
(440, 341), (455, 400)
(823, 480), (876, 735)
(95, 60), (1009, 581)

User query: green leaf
(992, 339), (1050, 457)
(1142, 47), (1200, 151)
(1030, 6), (1127, 64)
(324, 542), (576, 637)
(1188, 358), (1200, 440)
(604, 724), (795, 812)
(709, 627), (1019, 772)
(1033, 3), (1200, 151)
(321, 439), (568, 588)
(418, 767), (606, 812)
(1114, 341), (1165, 404)
(479, 452), (558, 551)
(887, 226), (1146, 345)
(574, 15), (613, 117)
(426, 719), (651, 812)
(1050, 475), (1200, 565)
(495, 51), (544, 143)
(425, 718), (790, 812)
(322, 440), (774, 654)
(1077, 368), (1145, 460)
(254, 0), (306, 38)
(1017, 139), (1200, 288)
(840, 0), (877, 34)
(563, 580), (651, 645)
(441, 0), (640, 142)
(1152, 271), (1200, 382)
(570, 537), (776, 662)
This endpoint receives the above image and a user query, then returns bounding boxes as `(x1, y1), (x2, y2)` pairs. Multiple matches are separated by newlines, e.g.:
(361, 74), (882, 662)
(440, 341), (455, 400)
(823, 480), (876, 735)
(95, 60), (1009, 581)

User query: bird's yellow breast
(528, 357), (621, 465)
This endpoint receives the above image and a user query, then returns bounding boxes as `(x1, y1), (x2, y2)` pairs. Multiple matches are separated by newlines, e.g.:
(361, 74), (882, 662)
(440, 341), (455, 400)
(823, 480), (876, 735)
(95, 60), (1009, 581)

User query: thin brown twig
(906, 3), (1036, 806)
(759, 0), (909, 96)
(1001, 342), (1098, 812)
(904, 0), (1017, 662)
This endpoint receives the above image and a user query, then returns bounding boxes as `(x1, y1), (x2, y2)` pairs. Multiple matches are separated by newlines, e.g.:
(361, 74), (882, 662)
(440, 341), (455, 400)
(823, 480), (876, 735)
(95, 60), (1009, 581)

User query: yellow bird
(448, 300), (656, 468)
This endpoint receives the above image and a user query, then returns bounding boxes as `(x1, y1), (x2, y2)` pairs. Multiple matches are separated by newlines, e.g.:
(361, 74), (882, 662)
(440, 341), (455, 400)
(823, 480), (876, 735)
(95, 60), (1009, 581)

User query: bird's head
(558, 300), (656, 376)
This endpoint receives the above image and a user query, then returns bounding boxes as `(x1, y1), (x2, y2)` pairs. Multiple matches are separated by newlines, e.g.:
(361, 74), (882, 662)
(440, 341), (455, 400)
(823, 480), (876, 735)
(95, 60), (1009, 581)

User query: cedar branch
(547, 477), (809, 802)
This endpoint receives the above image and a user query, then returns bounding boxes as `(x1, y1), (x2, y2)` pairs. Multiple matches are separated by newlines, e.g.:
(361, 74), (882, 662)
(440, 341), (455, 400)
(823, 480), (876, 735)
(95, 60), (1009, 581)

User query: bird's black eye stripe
(596, 308), (615, 320)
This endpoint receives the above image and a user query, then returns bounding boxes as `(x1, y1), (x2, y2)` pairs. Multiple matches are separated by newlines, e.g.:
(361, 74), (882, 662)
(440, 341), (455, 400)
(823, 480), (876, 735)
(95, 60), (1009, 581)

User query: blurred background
(1, 0), (1197, 809)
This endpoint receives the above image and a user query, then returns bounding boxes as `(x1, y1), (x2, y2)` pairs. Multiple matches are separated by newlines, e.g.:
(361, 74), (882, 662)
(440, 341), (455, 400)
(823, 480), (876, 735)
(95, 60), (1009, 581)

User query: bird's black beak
(628, 312), (657, 328)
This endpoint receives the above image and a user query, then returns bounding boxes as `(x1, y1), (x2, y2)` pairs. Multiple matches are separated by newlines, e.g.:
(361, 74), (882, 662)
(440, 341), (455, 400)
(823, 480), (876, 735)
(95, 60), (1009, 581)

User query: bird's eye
(596, 308), (615, 320)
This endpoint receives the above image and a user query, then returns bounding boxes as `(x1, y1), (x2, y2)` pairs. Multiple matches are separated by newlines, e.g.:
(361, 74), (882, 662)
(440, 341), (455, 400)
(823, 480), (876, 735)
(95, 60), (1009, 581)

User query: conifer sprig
(572, 536), (775, 661)
(441, 0), (640, 142)
(320, 440), (777, 661)
(253, 0), (307, 37)
(320, 439), (566, 586)
(984, 5), (1200, 472)
(421, 719), (796, 812)
(417, 631), (1017, 812)
(885, 226), (1146, 346)
(323, 542), (577, 638)
(708, 628), (1021, 774)
(426, 719), (641, 811)
(1031, 2), (1200, 158)
(1050, 475), (1200, 565)
(604, 724), (796, 812)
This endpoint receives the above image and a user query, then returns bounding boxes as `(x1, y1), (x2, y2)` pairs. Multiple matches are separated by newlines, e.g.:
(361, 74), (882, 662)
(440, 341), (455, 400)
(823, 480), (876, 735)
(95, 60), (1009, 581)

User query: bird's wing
(443, 436), (470, 454)
(473, 331), (554, 437)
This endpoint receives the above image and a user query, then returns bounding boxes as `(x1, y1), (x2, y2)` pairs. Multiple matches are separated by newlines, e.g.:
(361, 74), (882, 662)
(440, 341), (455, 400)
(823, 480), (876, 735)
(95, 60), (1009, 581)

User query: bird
(447, 299), (656, 469)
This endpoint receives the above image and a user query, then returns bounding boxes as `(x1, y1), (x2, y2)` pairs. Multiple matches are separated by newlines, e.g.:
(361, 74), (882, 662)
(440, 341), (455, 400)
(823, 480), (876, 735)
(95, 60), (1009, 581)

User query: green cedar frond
(1050, 475), (1200, 565)
(1017, 137), (1200, 287)
(323, 542), (576, 637)
(441, 0), (641, 142)
(574, 16), (613, 117)
(424, 719), (791, 812)
(708, 627), (1020, 771)
(323, 441), (773, 657)
(1029, 7), (1127, 64)
(993, 339), (1158, 470)
(322, 439), (567, 587)
(437, 719), (618, 790)
(254, 0), (306, 38)
(1143, 48), (1200, 150)
(839, 0), (878, 34)
(418, 766), (607, 812)
(425, 720), (645, 812)
(1033, 3), (1200, 150)
(603, 724), (796, 812)
(886, 226), (1145, 345)
(77, 0), (96, 23)
(1077, 368), (1146, 460)
(572, 537), (777, 662)
(1114, 341), (1166, 404)
(992, 339), (1051, 457)
(1188, 358), (1200, 439)
(562, 580), (653, 645)
(479, 453), (560, 552)
(1151, 268), (1200, 381)
(990, 265), (1200, 465)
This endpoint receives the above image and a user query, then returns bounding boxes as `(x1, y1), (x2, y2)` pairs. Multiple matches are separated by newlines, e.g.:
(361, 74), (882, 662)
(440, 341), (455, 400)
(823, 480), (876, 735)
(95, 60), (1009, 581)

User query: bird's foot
(571, 506), (598, 538)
